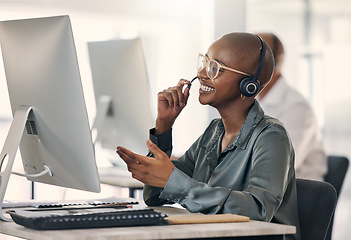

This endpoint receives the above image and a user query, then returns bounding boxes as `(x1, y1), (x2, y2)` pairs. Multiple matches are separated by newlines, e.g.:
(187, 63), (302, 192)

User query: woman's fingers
(158, 79), (191, 107)
(146, 139), (168, 159)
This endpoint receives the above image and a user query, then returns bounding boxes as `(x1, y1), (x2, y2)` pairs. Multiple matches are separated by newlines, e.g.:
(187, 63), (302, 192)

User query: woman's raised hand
(155, 79), (191, 134)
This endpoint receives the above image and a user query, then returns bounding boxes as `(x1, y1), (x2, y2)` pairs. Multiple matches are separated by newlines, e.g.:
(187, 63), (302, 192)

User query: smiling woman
(116, 32), (301, 240)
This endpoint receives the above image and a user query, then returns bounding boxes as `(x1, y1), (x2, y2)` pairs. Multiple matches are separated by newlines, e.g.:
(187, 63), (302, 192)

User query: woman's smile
(199, 84), (215, 93)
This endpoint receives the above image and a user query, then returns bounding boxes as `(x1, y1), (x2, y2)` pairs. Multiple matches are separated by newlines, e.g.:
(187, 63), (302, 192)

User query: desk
(98, 167), (144, 198)
(0, 205), (296, 239)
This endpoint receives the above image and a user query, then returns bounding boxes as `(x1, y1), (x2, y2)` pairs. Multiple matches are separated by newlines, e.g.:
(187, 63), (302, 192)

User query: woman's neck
(218, 100), (252, 151)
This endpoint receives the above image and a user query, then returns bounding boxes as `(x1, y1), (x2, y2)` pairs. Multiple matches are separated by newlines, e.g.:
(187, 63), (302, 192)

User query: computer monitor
(87, 38), (154, 163)
(0, 15), (101, 221)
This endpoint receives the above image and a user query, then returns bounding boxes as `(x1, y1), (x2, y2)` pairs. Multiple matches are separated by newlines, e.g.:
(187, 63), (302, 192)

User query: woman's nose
(197, 66), (209, 80)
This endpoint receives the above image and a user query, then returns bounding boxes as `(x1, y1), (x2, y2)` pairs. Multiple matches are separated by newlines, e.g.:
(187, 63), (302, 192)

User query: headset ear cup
(239, 77), (250, 96)
(240, 77), (259, 97)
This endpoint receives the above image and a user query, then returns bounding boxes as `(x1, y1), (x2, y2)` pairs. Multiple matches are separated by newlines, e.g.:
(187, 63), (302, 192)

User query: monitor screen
(0, 15), (101, 217)
(87, 38), (154, 162)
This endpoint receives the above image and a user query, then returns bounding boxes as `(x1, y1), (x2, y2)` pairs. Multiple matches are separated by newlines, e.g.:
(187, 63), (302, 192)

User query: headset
(272, 33), (278, 67)
(239, 35), (266, 97)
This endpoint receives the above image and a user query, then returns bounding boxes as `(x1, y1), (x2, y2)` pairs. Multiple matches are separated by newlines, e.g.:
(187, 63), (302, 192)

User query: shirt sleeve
(143, 128), (174, 206)
(143, 127), (201, 206)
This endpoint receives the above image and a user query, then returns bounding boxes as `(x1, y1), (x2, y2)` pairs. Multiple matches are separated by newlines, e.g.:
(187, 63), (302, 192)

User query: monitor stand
(0, 105), (52, 221)
(91, 95), (112, 145)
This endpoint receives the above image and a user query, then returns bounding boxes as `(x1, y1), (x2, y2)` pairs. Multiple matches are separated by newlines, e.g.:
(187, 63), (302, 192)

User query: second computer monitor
(88, 38), (154, 157)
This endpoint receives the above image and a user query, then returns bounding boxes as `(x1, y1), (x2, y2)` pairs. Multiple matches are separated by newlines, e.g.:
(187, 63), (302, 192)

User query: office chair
(296, 178), (337, 240)
(324, 155), (349, 240)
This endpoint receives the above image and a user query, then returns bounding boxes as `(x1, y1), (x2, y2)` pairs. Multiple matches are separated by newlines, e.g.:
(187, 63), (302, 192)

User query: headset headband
(252, 35), (266, 82)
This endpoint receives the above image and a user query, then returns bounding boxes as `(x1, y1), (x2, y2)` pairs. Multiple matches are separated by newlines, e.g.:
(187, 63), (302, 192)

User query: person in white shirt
(256, 33), (327, 181)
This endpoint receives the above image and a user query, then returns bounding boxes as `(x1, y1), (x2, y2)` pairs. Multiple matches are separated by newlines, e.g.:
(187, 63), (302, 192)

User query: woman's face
(197, 38), (246, 108)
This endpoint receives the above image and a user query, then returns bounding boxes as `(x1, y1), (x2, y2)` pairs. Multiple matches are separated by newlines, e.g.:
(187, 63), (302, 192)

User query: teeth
(200, 84), (215, 92)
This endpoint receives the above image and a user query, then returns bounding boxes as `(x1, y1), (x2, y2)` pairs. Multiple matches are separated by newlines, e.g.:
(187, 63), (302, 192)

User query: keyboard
(2, 197), (138, 208)
(8, 208), (168, 230)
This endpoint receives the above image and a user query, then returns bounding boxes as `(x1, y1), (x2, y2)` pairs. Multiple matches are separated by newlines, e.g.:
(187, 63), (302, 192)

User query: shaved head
(218, 32), (275, 92)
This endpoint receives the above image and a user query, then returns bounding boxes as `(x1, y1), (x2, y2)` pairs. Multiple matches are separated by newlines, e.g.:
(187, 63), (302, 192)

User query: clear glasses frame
(197, 53), (251, 80)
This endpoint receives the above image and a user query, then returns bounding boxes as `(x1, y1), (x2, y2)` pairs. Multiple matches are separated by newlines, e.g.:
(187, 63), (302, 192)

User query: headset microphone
(187, 76), (198, 89)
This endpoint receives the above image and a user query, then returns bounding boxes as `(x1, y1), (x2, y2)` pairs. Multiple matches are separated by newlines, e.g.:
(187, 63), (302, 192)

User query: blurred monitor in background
(88, 38), (153, 166)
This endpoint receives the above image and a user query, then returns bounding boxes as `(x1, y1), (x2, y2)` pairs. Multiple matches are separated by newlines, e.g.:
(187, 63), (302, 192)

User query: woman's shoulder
(258, 115), (290, 137)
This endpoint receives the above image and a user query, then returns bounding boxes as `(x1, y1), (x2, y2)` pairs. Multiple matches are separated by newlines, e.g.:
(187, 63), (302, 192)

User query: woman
(117, 32), (300, 240)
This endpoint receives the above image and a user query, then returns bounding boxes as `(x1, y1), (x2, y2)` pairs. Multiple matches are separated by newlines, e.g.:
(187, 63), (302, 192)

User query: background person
(256, 32), (327, 181)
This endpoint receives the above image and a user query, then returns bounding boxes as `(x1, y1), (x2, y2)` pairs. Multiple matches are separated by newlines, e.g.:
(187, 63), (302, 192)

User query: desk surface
(99, 166), (144, 188)
(0, 205), (296, 240)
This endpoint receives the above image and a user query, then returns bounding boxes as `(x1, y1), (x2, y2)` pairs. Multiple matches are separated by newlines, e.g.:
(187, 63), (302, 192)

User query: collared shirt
(258, 77), (327, 181)
(144, 101), (300, 240)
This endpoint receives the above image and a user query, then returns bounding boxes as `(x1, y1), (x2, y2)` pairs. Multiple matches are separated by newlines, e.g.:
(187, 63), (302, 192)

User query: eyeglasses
(197, 54), (251, 80)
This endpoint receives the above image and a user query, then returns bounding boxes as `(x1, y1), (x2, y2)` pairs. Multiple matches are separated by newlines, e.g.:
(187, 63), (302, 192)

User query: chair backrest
(296, 178), (337, 240)
(324, 155), (349, 198)
(324, 155), (349, 240)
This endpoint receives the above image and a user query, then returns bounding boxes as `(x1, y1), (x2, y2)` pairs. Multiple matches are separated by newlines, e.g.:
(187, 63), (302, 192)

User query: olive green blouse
(144, 100), (300, 240)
